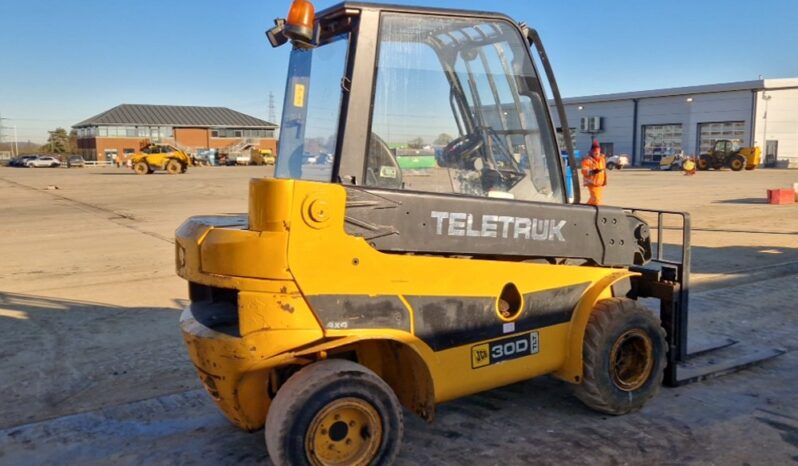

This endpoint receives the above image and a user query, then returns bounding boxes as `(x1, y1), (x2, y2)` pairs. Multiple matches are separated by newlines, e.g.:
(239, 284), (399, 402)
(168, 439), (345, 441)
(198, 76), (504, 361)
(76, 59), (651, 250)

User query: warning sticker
(293, 83), (305, 107)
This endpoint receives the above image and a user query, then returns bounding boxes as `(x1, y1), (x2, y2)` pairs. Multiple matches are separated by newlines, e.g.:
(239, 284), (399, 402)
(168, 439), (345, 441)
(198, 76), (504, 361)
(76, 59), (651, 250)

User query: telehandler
(697, 139), (761, 171)
(175, 2), (781, 464)
(130, 142), (192, 175)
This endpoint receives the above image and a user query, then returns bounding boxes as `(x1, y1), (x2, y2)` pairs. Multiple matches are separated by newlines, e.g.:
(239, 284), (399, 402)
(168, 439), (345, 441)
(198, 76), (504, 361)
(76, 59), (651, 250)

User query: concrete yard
(1, 165), (797, 465)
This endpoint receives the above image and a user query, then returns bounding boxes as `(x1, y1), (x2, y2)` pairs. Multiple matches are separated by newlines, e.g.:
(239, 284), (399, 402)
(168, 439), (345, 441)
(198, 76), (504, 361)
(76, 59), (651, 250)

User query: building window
(697, 121), (745, 155)
(642, 124), (682, 162)
(211, 128), (270, 138)
(242, 129), (275, 138)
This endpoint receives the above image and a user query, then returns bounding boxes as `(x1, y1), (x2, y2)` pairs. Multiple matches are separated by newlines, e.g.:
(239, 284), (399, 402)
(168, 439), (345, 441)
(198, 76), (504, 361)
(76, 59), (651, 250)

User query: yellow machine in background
(698, 140), (761, 171)
(252, 148), (276, 166)
(130, 143), (192, 175)
(659, 150), (686, 171)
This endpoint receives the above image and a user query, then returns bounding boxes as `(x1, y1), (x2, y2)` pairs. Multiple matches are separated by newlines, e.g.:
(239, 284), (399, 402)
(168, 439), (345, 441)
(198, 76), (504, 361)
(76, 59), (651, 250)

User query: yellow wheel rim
(305, 397), (383, 466)
(609, 329), (654, 391)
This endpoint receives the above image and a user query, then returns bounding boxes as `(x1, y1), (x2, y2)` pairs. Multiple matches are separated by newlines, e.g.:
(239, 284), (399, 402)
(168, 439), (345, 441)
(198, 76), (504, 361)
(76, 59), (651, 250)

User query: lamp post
(762, 93), (772, 166)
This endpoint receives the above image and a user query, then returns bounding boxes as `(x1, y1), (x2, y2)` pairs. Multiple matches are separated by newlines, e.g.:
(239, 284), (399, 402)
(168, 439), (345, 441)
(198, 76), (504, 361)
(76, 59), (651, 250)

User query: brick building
(73, 104), (278, 161)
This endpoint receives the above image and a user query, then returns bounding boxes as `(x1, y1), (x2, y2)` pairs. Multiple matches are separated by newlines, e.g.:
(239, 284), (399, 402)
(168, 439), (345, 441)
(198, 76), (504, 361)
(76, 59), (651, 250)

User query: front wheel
(574, 298), (666, 415)
(165, 159), (182, 175)
(133, 161), (150, 175)
(606, 162), (616, 170)
(697, 155), (711, 171)
(265, 359), (403, 466)
(729, 155), (745, 171)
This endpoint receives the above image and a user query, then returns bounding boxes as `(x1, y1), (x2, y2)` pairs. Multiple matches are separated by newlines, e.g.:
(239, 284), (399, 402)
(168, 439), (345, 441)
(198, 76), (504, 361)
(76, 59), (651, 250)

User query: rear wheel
(697, 155), (710, 170)
(729, 155), (745, 171)
(265, 359), (403, 466)
(574, 298), (667, 415)
(133, 161), (150, 175)
(606, 162), (616, 170)
(165, 159), (182, 175)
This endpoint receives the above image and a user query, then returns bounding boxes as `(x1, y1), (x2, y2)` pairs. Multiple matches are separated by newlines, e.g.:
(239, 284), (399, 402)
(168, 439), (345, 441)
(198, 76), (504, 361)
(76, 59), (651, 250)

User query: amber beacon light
(266, 0), (316, 48)
(286, 0), (316, 43)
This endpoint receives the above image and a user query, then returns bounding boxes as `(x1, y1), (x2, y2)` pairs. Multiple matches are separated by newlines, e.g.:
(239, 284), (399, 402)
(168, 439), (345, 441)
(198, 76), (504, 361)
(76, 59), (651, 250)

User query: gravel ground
(0, 165), (796, 465)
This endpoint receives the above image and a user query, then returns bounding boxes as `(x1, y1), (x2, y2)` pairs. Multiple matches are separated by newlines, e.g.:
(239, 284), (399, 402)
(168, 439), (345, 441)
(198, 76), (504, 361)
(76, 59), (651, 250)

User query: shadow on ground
(652, 243), (798, 280)
(0, 292), (194, 429)
(714, 197), (769, 205)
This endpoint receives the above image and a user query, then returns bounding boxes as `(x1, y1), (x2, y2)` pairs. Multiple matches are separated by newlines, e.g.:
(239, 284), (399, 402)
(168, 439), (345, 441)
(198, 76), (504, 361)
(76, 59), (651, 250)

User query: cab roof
(316, 2), (517, 24)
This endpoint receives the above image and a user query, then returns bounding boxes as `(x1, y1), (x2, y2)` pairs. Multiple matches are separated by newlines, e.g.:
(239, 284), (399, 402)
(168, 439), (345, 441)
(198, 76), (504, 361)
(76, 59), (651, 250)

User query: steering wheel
(439, 132), (484, 169)
(366, 133), (402, 189)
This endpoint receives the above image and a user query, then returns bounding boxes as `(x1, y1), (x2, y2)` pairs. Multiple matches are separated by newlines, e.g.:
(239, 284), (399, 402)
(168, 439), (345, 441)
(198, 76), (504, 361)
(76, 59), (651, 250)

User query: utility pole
(13, 126), (19, 157)
(268, 92), (276, 123)
(0, 113), (11, 156)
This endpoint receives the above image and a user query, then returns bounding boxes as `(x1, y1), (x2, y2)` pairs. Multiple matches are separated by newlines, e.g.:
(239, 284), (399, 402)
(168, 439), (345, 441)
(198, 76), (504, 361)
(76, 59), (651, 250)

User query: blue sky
(1, 0), (796, 143)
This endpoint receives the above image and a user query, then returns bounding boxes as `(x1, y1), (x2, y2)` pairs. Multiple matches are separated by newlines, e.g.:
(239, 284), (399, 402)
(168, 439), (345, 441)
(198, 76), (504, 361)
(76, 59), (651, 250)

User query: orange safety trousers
(581, 155), (607, 206)
(587, 186), (604, 206)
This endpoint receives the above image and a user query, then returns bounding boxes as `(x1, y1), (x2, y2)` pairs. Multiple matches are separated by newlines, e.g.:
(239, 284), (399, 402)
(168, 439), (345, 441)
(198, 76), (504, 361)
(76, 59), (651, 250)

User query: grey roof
(74, 104), (277, 129)
(560, 77), (798, 105)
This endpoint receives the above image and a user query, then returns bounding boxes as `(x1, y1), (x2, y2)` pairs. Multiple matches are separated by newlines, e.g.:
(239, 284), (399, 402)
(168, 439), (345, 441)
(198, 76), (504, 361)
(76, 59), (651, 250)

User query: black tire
(574, 298), (667, 415)
(697, 155), (710, 171)
(165, 159), (182, 175)
(133, 161), (149, 175)
(606, 162), (616, 170)
(265, 359), (403, 466)
(729, 155), (745, 172)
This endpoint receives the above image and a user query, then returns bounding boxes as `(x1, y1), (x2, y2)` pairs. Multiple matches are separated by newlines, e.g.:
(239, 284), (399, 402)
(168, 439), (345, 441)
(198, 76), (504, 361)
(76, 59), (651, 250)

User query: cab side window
(365, 14), (563, 203)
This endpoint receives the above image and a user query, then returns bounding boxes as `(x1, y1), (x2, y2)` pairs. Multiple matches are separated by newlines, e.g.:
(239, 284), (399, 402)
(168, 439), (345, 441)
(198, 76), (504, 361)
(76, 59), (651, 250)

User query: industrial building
(73, 104), (278, 161)
(552, 77), (798, 167)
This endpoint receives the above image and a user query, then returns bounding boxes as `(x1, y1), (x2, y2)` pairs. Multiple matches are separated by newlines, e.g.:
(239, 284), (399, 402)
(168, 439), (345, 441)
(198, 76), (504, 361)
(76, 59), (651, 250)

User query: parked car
(66, 155), (85, 168)
(9, 155), (38, 167)
(26, 156), (62, 168)
(606, 154), (630, 170)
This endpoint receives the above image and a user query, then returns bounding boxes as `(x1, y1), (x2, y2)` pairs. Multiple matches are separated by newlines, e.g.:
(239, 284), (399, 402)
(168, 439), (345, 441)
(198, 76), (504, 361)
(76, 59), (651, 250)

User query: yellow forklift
(175, 2), (781, 464)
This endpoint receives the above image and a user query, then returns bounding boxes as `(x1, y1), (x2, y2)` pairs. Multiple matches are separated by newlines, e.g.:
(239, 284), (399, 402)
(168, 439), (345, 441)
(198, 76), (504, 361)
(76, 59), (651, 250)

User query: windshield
(365, 14), (563, 203)
(275, 34), (349, 181)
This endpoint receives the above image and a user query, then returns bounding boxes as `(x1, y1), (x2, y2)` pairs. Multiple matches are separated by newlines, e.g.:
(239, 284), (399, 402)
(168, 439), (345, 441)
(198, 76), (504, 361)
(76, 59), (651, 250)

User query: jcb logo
(471, 344), (490, 368)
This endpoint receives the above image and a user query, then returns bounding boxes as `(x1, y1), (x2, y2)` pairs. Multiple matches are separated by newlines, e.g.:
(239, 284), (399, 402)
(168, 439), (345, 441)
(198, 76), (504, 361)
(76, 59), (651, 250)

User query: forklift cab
(711, 139), (739, 157)
(273, 3), (576, 205)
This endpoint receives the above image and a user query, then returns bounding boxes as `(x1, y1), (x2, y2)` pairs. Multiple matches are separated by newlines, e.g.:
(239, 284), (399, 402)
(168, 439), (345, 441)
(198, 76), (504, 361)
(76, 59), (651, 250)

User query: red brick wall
(80, 132), (278, 161)
(95, 138), (152, 162)
(174, 128), (209, 148)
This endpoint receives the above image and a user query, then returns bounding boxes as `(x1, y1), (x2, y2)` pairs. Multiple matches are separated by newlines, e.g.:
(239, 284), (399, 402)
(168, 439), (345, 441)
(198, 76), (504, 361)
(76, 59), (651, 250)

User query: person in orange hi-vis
(581, 140), (607, 206)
